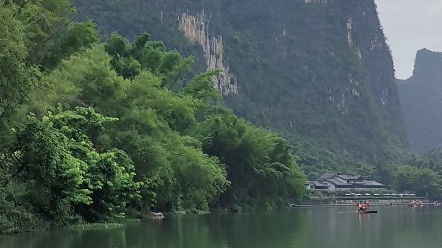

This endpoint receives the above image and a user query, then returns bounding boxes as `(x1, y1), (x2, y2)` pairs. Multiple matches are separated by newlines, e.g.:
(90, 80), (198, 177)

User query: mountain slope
(71, 0), (409, 172)
(397, 48), (442, 152)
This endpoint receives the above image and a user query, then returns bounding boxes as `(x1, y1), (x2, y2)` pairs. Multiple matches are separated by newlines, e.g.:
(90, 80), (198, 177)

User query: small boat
(359, 210), (378, 214)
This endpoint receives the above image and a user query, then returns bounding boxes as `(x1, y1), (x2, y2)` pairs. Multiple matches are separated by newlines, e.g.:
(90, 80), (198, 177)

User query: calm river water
(1, 205), (442, 248)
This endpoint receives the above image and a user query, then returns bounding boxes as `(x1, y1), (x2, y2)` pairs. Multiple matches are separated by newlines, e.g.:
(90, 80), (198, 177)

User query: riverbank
(0, 208), (224, 236)
(291, 201), (435, 207)
(291, 203), (435, 207)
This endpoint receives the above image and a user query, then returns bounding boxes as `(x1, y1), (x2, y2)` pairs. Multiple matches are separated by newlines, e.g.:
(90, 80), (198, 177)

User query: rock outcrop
(178, 11), (237, 95)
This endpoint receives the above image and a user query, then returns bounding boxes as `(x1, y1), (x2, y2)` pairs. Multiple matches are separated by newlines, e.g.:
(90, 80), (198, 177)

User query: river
(1, 205), (442, 248)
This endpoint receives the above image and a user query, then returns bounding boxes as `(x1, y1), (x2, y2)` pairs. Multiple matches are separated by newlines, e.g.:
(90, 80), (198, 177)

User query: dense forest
(0, 1), (306, 234)
(3, 0), (442, 237)
(397, 49), (442, 152)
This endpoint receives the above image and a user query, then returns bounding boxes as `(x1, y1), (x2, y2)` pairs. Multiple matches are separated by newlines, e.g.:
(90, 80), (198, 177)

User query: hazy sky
(375, 0), (442, 79)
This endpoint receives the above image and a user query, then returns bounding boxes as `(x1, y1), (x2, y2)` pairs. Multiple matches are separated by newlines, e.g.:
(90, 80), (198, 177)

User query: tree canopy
(0, 0), (306, 234)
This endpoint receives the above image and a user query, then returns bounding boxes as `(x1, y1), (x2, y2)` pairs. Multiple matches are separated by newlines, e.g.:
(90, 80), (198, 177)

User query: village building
(304, 172), (385, 192)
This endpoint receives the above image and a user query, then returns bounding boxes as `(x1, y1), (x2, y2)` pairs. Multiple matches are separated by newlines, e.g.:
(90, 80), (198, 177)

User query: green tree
(194, 111), (306, 208)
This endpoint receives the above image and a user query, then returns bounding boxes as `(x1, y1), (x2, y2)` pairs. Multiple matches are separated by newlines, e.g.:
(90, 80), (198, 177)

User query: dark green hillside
(398, 49), (442, 152)
(71, 0), (408, 174)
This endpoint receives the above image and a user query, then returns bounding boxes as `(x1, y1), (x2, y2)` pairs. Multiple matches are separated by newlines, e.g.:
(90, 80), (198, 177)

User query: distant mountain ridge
(397, 48), (442, 152)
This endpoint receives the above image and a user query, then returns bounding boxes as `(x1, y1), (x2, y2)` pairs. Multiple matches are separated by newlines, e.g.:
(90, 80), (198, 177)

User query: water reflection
(357, 211), (369, 228)
(2, 206), (442, 248)
(0, 210), (307, 248)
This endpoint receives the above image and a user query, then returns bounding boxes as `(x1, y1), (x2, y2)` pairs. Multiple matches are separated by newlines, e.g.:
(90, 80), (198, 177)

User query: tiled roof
(305, 173), (385, 189)
(318, 172), (337, 180)
(312, 181), (329, 186)
(336, 174), (363, 180)
(325, 178), (350, 186)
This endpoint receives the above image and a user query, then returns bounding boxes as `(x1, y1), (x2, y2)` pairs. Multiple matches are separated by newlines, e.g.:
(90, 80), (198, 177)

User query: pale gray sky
(376, 0), (442, 79)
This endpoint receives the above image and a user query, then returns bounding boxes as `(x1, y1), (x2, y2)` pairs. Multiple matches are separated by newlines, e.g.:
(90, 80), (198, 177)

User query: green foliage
(104, 32), (193, 87)
(0, 2), (43, 135)
(193, 111), (306, 207)
(6, 107), (140, 225)
(40, 20), (100, 70)
(369, 147), (442, 200)
(0, 1), (307, 234)
(393, 148), (442, 199)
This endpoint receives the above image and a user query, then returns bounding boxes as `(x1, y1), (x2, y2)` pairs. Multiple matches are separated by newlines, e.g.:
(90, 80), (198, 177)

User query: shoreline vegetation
(3, 0), (442, 238)
(0, 1), (306, 236)
(8, 207), (272, 234)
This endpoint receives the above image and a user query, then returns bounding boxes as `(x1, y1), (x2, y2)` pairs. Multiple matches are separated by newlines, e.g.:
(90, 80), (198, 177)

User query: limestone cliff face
(178, 11), (237, 95)
(331, 0), (408, 148)
(298, 0), (398, 119)
(71, 0), (409, 161)
(398, 49), (442, 152)
(340, 1), (400, 111)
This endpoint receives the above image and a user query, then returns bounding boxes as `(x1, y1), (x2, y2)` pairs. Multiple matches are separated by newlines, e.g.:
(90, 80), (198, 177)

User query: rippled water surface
(1, 205), (442, 248)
